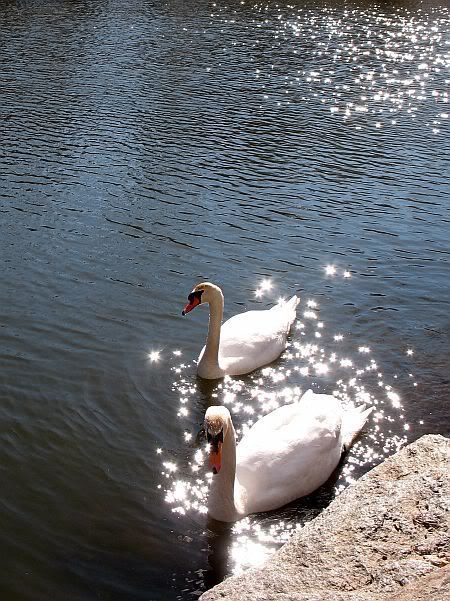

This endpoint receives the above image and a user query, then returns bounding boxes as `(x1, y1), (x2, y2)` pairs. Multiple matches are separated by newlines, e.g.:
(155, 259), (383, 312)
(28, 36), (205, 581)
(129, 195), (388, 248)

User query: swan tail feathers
(271, 294), (300, 309)
(285, 294), (300, 327)
(287, 294), (300, 311)
(271, 294), (300, 327)
(341, 404), (374, 451)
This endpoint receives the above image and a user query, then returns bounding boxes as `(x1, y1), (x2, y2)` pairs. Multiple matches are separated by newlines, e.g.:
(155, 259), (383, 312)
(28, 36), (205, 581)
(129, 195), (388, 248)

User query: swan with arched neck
(204, 389), (373, 522)
(182, 282), (299, 379)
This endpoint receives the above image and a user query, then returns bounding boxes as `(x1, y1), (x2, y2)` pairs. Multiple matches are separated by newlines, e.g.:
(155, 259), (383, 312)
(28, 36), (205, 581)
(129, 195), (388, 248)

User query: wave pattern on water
(0, 0), (449, 600)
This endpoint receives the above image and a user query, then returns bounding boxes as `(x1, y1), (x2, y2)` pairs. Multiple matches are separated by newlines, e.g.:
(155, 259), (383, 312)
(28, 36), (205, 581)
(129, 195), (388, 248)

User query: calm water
(0, 0), (449, 599)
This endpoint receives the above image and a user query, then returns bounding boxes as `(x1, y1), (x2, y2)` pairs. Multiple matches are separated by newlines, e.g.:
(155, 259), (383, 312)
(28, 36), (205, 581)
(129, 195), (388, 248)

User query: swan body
(205, 390), (373, 522)
(182, 282), (299, 379)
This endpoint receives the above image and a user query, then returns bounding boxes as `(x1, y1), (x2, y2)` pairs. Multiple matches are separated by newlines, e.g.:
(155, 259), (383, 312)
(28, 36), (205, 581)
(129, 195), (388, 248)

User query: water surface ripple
(0, 0), (449, 599)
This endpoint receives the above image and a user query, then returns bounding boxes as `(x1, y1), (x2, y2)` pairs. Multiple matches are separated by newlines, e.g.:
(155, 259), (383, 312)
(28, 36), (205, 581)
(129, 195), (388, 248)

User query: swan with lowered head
(204, 389), (373, 522)
(182, 282), (299, 379)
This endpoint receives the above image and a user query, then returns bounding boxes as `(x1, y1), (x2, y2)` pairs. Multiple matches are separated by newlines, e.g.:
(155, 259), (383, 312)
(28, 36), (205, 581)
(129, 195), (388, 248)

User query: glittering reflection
(211, 2), (450, 136)
(0, 0), (447, 597)
(201, 474), (340, 585)
(230, 516), (298, 575)
(148, 350), (161, 363)
(161, 275), (419, 593)
(283, 7), (449, 135)
(254, 278), (273, 298)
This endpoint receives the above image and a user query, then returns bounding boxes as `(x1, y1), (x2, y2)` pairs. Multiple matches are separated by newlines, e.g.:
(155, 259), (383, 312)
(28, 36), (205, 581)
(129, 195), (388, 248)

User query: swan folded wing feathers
(219, 310), (289, 365)
(205, 391), (372, 520)
(239, 427), (343, 509)
(237, 432), (341, 513)
(237, 412), (341, 465)
(235, 395), (344, 511)
(182, 283), (299, 378)
(269, 294), (300, 327)
(225, 296), (299, 335)
(236, 392), (340, 441)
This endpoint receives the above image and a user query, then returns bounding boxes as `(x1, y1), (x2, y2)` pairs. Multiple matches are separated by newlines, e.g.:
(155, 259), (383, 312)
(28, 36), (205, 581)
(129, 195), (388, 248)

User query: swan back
(183, 282), (299, 378)
(235, 390), (372, 515)
(218, 294), (300, 375)
(205, 391), (373, 520)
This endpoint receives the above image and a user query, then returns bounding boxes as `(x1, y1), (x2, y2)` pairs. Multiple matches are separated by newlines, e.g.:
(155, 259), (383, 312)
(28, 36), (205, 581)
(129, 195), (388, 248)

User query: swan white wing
(197, 310), (284, 376)
(238, 390), (341, 440)
(220, 310), (283, 355)
(218, 296), (299, 374)
(236, 391), (344, 514)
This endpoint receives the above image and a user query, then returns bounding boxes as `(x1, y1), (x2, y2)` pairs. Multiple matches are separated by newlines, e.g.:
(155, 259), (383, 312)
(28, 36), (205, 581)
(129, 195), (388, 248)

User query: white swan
(182, 282), (299, 379)
(204, 390), (373, 522)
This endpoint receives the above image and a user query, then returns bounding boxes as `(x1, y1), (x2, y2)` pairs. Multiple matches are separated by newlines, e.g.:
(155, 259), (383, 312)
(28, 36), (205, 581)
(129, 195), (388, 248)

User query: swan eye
(188, 289), (203, 304)
(206, 429), (223, 448)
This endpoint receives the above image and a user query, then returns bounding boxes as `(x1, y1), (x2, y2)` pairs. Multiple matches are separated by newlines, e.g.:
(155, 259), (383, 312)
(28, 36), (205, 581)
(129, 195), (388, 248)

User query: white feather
(206, 390), (373, 522)
(185, 282), (299, 379)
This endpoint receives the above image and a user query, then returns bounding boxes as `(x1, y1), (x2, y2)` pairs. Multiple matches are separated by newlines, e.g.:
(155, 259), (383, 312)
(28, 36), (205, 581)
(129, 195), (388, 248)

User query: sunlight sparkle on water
(255, 278), (273, 298)
(148, 350), (161, 362)
(163, 461), (177, 473)
(268, 6), (450, 135)
(303, 310), (317, 319)
(231, 539), (276, 575)
(387, 390), (402, 408)
(228, 517), (302, 575)
(159, 281), (418, 594)
(154, 2), (445, 588)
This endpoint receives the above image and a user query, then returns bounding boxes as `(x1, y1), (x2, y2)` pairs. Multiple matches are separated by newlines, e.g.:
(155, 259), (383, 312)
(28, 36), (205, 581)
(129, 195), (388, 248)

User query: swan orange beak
(182, 296), (201, 315)
(209, 443), (222, 475)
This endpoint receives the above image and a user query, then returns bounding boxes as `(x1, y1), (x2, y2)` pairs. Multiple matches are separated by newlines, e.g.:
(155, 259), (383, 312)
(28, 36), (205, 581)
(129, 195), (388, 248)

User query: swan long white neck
(200, 287), (224, 374)
(207, 420), (241, 522)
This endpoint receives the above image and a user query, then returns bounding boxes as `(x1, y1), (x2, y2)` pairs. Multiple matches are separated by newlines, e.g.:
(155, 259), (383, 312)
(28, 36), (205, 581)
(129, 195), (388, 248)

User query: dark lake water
(1, 0), (449, 599)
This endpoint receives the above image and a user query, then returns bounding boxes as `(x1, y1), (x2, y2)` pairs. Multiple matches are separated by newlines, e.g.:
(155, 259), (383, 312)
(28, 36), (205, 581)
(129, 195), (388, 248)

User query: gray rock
(200, 434), (449, 601)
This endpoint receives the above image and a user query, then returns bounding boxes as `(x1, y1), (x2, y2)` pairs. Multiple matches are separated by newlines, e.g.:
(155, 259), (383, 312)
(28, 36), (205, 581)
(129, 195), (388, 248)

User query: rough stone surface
(200, 435), (449, 601)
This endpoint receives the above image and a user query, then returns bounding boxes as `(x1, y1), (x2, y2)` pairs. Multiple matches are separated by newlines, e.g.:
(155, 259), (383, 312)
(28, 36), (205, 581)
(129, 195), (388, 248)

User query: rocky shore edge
(200, 434), (449, 601)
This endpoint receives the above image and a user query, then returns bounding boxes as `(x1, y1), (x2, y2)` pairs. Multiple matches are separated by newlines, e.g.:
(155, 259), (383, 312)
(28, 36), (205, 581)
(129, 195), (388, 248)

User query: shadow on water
(195, 376), (221, 405)
(204, 519), (234, 591)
